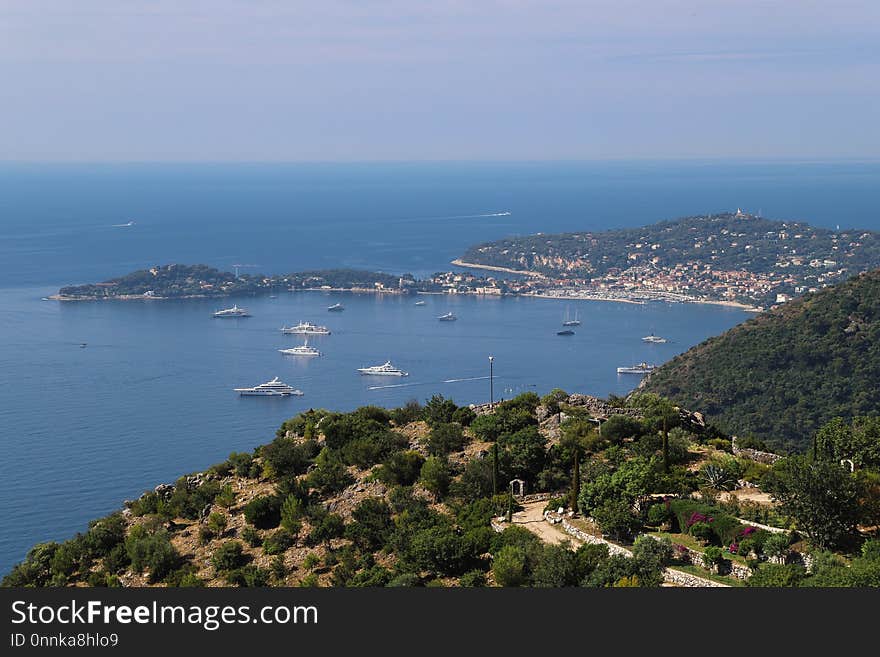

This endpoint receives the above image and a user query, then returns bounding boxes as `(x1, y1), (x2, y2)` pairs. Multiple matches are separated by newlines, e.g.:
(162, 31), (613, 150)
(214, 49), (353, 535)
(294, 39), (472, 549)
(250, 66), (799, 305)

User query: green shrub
(244, 495), (282, 529)
(261, 437), (318, 478)
(307, 448), (353, 494)
(103, 544), (130, 573)
(746, 563), (806, 587)
(215, 484), (236, 508)
(424, 395), (458, 427)
(263, 529), (296, 555)
(710, 515), (744, 547)
(708, 438), (732, 453)
(762, 532), (791, 559)
(428, 423), (467, 456)
(125, 527), (178, 583)
(647, 503), (672, 526)
(689, 522), (713, 544)
(129, 492), (161, 517)
(166, 479), (221, 520)
(198, 526), (214, 545)
(345, 498), (392, 551)
(226, 565), (269, 587)
(280, 495), (305, 533)
(632, 535), (673, 570)
(241, 527), (262, 548)
(702, 546), (724, 566)
(270, 555), (287, 582)
(391, 399), (423, 425)
(459, 570), (487, 587)
(493, 545), (528, 586)
(298, 573), (320, 587)
(308, 513), (345, 547)
(227, 452), (255, 477)
(420, 456), (452, 498)
(207, 513), (227, 536)
(212, 541), (247, 572)
(452, 406), (477, 427)
(375, 451), (425, 486)
(592, 499), (641, 541)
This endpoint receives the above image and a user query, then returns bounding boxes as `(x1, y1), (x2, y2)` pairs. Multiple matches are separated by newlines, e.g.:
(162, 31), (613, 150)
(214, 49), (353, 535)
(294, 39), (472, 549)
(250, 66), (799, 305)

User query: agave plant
(701, 463), (737, 491)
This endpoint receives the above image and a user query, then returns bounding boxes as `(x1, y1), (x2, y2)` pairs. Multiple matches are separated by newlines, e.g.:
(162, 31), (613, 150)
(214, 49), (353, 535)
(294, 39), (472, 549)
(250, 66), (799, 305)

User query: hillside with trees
(642, 269), (880, 452)
(55, 265), (421, 299)
(5, 390), (879, 588)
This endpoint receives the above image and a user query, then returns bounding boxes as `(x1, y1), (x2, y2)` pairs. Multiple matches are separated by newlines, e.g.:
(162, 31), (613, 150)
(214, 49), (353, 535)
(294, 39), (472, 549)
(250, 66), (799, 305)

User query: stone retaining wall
(546, 513), (728, 587)
(663, 568), (728, 588)
(732, 436), (782, 464)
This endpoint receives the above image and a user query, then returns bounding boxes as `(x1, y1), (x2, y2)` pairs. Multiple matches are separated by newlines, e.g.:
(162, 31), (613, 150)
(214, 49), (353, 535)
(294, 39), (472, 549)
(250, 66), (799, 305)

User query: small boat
(438, 312), (457, 321)
(357, 361), (409, 376)
(414, 300), (427, 306)
(279, 339), (321, 357)
(557, 329), (575, 336)
(79, 343), (88, 348)
(327, 303), (345, 312)
(234, 376), (304, 396)
(616, 362), (656, 375)
(641, 333), (668, 344)
(213, 304), (251, 318)
(281, 321), (331, 335)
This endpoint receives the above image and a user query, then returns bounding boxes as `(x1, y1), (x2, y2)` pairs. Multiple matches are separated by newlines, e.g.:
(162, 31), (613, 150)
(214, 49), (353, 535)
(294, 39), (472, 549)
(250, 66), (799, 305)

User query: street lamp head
(488, 355), (494, 362)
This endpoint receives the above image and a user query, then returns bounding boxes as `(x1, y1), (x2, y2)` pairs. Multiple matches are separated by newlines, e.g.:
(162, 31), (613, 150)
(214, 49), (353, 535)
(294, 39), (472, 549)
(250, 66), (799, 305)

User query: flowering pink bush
(728, 542), (739, 554)
(740, 526), (756, 537)
(686, 512), (709, 527)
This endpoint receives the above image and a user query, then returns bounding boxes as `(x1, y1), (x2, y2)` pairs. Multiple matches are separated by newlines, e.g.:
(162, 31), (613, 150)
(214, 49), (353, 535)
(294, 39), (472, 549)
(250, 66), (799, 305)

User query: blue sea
(2, 160), (879, 575)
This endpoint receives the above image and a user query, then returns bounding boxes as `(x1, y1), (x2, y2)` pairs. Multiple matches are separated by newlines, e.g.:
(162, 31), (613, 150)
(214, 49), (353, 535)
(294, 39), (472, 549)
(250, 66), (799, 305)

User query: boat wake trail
(444, 211), (511, 219)
(367, 381), (428, 390)
(368, 375), (491, 390)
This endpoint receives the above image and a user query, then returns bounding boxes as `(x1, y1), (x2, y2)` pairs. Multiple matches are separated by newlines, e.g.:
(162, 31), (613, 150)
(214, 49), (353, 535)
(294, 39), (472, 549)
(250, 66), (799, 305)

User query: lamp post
(488, 355), (494, 408)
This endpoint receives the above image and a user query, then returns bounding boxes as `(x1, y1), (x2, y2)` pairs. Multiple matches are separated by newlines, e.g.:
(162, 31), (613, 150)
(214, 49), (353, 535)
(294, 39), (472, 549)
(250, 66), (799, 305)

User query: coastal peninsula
(50, 212), (880, 312)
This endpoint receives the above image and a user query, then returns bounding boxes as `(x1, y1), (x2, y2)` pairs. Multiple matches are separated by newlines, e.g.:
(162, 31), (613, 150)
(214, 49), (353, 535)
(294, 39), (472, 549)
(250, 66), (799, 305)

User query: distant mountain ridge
(641, 269), (880, 452)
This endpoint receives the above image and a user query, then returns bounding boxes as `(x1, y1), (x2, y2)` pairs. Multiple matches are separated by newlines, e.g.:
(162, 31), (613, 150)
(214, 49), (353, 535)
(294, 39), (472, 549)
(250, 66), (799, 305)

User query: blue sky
(0, 1), (877, 161)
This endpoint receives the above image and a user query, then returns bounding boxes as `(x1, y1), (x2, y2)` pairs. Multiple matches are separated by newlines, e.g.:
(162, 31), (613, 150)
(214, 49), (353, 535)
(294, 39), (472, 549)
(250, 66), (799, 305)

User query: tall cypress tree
(662, 415), (670, 473)
(569, 450), (580, 512)
(492, 443), (499, 496)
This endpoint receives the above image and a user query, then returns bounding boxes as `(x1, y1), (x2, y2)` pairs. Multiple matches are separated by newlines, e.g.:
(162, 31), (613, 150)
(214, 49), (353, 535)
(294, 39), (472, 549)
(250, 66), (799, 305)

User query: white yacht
(279, 339), (322, 357)
(234, 376), (303, 396)
(414, 300), (427, 306)
(616, 362), (656, 375)
(641, 334), (668, 344)
(280, 321), (331, 335)
(213, 304), (251, 318)
(357, 361), (409, 376)
(438, 312), (457, 321)
(327, 302), (344, 312)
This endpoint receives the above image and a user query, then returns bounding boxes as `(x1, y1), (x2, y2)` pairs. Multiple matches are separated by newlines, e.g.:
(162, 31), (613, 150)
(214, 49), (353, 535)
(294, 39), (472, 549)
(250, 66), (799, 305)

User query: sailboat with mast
(562, 306), (581, 327)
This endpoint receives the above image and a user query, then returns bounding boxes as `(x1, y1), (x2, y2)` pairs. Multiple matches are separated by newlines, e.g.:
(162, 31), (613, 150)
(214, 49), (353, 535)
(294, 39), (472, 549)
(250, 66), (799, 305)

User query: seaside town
(455, 210), (880, 309)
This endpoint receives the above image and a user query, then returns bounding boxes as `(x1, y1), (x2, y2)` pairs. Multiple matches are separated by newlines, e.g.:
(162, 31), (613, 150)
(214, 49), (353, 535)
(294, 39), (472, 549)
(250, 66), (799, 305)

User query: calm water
(1, 160), (878, 574)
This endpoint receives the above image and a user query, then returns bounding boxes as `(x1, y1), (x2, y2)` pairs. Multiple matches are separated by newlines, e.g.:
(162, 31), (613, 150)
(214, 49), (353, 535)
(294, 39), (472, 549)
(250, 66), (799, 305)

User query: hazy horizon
(1, 1), (878, 162)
